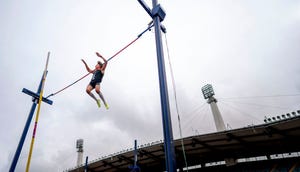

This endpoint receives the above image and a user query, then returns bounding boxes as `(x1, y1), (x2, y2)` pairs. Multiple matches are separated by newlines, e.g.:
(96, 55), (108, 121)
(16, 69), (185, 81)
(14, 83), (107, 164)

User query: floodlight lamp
(201, 84), (215, 99)
(76, 139), (83, 149)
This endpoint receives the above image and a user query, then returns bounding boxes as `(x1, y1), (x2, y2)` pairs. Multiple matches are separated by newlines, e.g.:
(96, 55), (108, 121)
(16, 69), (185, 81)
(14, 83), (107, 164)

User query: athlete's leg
(87, 84), (101, 107)
(95, 84), (109, 109)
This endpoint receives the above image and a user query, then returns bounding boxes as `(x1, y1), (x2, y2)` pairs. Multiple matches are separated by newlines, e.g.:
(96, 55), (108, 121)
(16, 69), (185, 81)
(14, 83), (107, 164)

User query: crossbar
(22, 88), (53, 105)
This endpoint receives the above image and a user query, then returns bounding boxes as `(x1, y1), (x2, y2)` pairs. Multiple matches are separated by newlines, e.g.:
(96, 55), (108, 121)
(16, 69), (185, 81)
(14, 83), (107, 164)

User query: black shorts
(89, 81), (100, 88)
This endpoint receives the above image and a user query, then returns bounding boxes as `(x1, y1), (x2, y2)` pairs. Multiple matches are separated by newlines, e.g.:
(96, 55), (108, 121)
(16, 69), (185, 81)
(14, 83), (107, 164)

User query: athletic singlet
(91, 70), (104, 83)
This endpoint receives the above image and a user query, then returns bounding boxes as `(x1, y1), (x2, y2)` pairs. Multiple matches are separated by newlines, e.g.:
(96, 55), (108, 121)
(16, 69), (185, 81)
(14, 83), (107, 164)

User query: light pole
(76, 139), (84, 166)
(202, 84), (226, 131)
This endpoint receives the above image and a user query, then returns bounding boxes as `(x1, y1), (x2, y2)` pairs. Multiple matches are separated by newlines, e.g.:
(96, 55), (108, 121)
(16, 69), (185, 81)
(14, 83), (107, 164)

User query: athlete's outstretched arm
(81, 59), (94, 73)
(96, 52), (107, 70)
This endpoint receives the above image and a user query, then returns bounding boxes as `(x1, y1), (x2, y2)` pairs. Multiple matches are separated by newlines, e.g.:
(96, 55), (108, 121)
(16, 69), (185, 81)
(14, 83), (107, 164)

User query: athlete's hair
(97, 61), (103, 66)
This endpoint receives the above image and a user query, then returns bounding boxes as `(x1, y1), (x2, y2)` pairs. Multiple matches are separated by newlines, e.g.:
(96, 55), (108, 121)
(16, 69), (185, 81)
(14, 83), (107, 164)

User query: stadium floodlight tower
(76, 139), (84, 166)
(202, 84), (226, 131)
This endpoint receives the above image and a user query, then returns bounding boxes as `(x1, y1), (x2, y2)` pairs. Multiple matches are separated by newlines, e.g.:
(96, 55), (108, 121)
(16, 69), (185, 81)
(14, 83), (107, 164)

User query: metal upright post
(85, 156), (88, 172)
(134, 140), (138, 168)
(9, 79), (41, 172)
(9, 52), (53, 172)
(137, 0), (177, 171)
(152, 1), (176, 171)
(130, 139), (140, 172)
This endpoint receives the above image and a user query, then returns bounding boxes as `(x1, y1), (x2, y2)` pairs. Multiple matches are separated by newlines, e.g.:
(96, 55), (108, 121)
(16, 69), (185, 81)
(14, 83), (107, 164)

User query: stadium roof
(66, 115), (300, 172)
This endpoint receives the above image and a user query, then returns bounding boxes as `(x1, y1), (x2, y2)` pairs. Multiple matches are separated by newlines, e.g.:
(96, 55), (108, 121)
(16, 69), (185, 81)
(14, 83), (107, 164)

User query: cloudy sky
(1, 0), (300, 171)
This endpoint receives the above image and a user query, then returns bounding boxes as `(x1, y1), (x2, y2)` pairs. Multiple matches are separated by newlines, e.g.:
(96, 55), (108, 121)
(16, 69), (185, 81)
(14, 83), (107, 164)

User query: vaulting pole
(25, 52), (50, 172)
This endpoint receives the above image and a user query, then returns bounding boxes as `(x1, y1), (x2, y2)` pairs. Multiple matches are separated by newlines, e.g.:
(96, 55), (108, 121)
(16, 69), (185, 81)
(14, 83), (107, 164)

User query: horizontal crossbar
(22, 88), (53, 105)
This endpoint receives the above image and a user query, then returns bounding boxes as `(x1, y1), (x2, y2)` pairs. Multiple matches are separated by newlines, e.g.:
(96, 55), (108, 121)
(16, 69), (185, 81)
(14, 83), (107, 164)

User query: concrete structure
(201, 84), (226, 131)
(76, 139), (84, 166)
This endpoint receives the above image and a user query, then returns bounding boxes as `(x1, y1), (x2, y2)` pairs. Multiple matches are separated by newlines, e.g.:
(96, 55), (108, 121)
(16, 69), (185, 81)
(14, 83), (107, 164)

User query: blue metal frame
(137, 0), (153, 17)
(85, 156), (88, 172)
(22, 88), (53, 105)
(129, 140), (140, 172)
(137, 0), (177, 171)
(9, 73), (53, 172)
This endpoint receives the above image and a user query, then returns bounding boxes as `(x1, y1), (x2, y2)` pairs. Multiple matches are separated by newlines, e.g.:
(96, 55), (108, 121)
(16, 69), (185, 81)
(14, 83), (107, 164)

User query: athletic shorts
(89, 81), (100, 88)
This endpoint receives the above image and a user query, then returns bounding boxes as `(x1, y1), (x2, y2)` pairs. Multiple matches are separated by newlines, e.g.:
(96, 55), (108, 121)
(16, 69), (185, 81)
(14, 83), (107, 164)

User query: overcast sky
(1, 0), (300, 171)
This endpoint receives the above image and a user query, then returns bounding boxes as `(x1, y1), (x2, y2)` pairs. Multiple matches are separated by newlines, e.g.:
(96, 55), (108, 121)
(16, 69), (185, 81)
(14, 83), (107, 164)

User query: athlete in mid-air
(81, 52), (109, 109)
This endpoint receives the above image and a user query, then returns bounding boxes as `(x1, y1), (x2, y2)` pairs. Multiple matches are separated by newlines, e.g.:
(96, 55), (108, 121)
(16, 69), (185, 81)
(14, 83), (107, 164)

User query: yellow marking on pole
(25, 52), (50, 172)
